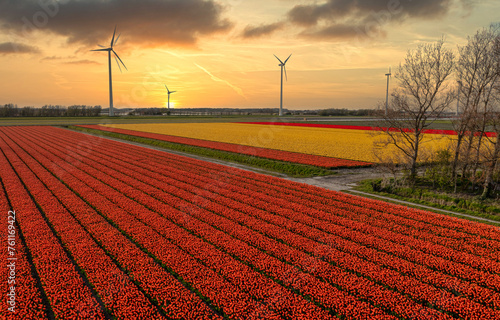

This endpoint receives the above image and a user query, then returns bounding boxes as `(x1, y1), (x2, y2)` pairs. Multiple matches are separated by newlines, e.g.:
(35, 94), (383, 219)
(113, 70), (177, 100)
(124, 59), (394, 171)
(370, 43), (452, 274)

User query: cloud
(286, 0), (473, 40)
(0, 0), (233, 48)
(0, 42), (40, 54)
(300, 23), (380, 40)
(40, 55), (65, 62)
(241, 22), (284, 39)
(64, 59), (100, 65)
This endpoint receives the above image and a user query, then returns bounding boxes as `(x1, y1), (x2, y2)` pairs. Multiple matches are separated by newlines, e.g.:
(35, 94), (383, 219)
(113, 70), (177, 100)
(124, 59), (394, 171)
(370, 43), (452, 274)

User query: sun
(165, 101), (176, 109)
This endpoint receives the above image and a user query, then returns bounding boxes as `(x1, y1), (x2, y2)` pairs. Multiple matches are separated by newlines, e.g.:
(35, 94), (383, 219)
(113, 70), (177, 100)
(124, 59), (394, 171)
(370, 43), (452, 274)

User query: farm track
(1, 126), (500, 319)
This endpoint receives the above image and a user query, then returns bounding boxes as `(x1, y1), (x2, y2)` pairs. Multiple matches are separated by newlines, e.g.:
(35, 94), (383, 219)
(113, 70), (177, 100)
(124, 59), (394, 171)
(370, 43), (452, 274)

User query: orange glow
(0, 1), (497, 109)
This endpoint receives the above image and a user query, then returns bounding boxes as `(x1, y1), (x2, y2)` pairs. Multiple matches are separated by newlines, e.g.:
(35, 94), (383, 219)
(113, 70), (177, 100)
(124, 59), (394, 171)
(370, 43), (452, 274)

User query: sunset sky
(0, 0), (498, 110)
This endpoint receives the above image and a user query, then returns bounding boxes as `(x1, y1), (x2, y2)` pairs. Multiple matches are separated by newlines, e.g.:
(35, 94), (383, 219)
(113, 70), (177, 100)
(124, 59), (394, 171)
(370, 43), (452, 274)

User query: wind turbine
(384, 67), (391, 116)
(165, 85), (177, 110)
(274, 54), (292, 117)
(91, 26), (127, 117)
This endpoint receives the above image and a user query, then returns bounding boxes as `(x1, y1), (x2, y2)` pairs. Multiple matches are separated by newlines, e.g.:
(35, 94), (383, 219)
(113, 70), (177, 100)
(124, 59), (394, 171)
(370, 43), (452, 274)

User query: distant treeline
(1, 104), (377, 117)
(0, 104), (102, 117)
(318, 108), (377, 116)
(168, 108), (287, 116)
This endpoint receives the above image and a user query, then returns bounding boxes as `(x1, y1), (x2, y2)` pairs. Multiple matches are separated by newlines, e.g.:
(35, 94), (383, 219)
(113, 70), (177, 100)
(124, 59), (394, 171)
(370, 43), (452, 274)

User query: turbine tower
(384, 67), (391, 116)
(165, 85), (177, 110)
(274, 54), (292, 117)
(92, 26), (127, 117)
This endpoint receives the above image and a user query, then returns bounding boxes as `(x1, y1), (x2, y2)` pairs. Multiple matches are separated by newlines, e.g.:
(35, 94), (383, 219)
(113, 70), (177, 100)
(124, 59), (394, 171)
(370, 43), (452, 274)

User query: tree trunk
(481, 133), (500, 199)
(410, 133), (420, 182)
(451, 134), (464, 193)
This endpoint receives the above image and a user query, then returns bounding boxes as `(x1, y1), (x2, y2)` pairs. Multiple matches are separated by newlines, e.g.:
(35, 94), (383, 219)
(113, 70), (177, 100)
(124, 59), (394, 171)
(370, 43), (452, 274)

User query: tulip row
(0, 130), (169, 319)
(2, 128), (304, 319)
(24, 128), (500, 318)
(0, 138), (106, 319)
(254, 174), (500, 243)
(0, 181), (47, 320)
(238, 121), (497, 136)
(77, 124), (371, 168)
(0, 128), (277, 319)
(0, 131), (224, 319)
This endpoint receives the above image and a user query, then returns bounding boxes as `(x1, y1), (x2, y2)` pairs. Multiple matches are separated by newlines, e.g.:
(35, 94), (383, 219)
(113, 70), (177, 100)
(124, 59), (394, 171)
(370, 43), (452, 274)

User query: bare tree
(480, 30), (500, 198)
(381, 38), (455, 181)
(448, 25), (500, 195)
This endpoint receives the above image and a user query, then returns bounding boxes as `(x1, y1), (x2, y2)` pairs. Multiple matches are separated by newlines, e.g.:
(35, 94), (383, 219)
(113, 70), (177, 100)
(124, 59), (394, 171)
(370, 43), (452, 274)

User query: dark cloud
(40, 55), (66, 62)
(0, 42), (40, 54)
(241, 22), (284, 39)
(288, 0), (453, 26)
(300, 23), (386, 40)
(0, 0), (233, 47)
(287, 0), (471, 40)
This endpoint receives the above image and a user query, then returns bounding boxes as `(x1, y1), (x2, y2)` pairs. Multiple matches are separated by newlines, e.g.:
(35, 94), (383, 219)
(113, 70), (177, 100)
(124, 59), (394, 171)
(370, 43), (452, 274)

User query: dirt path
(287, 167), (385, 192)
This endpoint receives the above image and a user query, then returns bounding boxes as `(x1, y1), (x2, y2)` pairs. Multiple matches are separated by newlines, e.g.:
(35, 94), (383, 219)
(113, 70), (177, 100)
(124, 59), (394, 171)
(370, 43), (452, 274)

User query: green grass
(355, 179), (500, 225)
(67, 125), (334, 178)
(0, 115), (460, 131)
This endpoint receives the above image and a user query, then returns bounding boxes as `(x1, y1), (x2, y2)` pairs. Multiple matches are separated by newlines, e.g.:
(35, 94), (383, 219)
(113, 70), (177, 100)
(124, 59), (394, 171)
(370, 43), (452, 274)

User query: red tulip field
(1, 126), (500, 319)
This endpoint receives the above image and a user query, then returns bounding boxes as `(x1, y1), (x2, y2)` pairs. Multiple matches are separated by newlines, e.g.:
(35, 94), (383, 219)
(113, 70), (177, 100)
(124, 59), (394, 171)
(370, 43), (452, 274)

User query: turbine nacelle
(385, 67), (392, 77)
(274, 54), (292, 81)
(165, 85), (177, 95)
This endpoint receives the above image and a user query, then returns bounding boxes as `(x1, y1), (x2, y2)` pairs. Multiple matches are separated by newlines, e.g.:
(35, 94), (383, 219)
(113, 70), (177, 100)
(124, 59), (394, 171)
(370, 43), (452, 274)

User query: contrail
(195, 63), (247, 100)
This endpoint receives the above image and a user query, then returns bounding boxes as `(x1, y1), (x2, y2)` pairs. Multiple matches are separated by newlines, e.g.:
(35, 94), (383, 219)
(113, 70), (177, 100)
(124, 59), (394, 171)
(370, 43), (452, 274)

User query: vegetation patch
(356, 178), (500, 224)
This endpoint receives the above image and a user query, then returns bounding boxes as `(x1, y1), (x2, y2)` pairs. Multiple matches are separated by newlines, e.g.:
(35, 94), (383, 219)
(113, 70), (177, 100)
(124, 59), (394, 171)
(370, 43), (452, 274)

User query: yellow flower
(103, 123), (455, 163)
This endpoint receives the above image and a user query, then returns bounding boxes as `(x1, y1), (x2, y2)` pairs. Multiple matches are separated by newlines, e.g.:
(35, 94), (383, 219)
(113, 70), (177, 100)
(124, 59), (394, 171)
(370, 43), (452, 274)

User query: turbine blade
(114, 56), (123, 73)
(97, 44), (106, 48)
(165, 85), (169, 91)
(171, 91), (177, 93)
(111, 25), (117, 47)
(91, 48), (109, 52)
(113, 50), (127, 71)
(114, 33), (121, 46)
(274, 54), (284, 64)
(284, 54), (292, 64)
(284, 66), (288, 81)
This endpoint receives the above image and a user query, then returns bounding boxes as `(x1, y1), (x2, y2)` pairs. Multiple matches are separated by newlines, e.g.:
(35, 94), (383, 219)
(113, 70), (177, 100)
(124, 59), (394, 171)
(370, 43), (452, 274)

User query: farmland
(99, 122), (453, 163)
(78, 124), (372, 169)
(1, 125), (500, 319)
